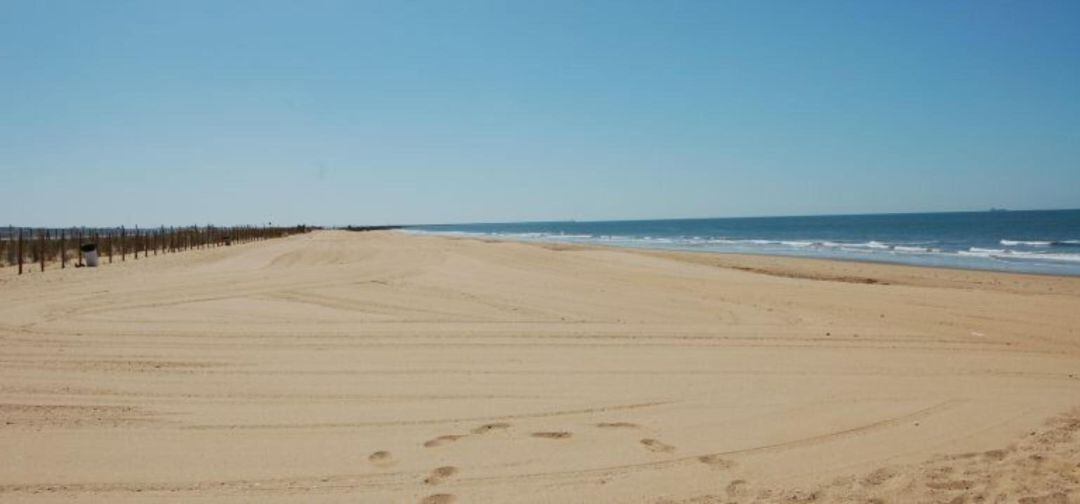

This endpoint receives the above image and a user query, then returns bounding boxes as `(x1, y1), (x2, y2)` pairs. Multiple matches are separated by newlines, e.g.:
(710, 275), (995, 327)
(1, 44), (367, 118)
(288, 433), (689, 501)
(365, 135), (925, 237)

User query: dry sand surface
(2, 230), (1079, 503)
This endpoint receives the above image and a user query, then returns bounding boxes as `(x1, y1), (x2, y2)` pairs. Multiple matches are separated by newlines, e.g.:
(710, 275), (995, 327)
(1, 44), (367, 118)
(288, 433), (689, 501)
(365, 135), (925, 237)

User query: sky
(2, 1), (1079, 226)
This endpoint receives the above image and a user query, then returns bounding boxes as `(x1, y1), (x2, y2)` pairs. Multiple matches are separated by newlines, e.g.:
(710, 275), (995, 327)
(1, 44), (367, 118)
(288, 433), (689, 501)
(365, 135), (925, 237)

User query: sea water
(408, 209), (1080, 276)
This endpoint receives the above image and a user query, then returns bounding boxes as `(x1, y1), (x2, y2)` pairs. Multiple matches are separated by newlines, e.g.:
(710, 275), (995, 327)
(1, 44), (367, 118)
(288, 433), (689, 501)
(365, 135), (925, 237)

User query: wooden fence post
(17, 228), (23, 275)
(75, 228), (83, 267)
(39, 229), (46, 272)
(61, 230), (66, 269)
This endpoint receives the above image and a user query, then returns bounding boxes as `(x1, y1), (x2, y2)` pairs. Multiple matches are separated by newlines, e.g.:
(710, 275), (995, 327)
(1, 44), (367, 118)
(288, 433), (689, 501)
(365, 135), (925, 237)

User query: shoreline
(425, 231), (1080, 296)
(409, 230), (1080, 278)
(402, 208), (1080, 277)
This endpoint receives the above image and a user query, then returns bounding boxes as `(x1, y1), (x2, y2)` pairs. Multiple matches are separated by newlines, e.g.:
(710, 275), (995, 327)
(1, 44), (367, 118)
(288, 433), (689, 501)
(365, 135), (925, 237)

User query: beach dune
(1, 230), (1078, 503)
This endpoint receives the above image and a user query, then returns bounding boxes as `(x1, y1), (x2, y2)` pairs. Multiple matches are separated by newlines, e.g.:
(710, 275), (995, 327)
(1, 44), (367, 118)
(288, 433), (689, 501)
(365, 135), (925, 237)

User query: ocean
(408, 209), (1080, 276)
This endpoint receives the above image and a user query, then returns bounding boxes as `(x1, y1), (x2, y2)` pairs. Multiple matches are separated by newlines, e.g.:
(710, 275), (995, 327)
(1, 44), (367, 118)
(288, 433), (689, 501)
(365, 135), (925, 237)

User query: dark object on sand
(81, 243), (100, 267)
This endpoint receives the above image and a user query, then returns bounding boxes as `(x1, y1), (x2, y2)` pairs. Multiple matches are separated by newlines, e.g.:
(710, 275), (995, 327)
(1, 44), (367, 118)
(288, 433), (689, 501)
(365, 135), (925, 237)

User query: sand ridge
(1, 230), (1078, 503)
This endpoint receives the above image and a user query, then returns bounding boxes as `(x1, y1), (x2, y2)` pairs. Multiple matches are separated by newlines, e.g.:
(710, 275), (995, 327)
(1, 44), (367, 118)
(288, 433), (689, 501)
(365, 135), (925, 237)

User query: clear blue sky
(2, 1), (1078, 226)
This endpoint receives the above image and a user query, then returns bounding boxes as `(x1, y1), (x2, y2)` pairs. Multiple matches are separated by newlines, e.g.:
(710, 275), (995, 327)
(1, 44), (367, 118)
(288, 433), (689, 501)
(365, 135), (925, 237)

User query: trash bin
(81, 243), (100, 267)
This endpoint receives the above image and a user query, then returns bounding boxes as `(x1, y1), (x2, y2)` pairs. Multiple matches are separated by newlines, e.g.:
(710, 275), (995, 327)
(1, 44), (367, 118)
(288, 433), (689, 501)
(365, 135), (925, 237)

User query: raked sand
(1, 230), (1079, 503)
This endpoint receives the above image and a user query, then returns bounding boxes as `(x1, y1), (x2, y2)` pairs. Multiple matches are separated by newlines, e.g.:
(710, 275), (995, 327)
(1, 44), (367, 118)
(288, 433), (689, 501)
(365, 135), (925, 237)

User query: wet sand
(1, 230), (1078, 503)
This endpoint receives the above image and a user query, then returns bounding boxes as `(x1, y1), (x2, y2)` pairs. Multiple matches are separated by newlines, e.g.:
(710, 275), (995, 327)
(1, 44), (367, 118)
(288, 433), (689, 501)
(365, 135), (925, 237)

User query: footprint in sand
(925, 479), (974, 491)
(424, 466), (459, 485)
(368, 450), (395, 467)
(424, 435), (465, 448)
(640, 438), (676, 453)
(983, 449), (1009, 461)
(861, 468), (896, 486)
(596, 422), (639, 429)
(726, 479), (748, 497)
(531, 431), (572, 439)
(471, 422), (511, 434)
(420, 494), (456, 504)
(698, 454), (736, 469)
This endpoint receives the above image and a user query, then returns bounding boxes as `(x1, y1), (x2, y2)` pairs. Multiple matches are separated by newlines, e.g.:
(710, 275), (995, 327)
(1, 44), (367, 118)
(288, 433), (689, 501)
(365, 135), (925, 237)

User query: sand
(1, 230), (1078, 503)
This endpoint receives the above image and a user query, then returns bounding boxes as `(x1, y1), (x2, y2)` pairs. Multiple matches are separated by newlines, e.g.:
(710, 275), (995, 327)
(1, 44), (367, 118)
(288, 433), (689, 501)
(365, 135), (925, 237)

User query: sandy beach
(1, 230), (1078, 503)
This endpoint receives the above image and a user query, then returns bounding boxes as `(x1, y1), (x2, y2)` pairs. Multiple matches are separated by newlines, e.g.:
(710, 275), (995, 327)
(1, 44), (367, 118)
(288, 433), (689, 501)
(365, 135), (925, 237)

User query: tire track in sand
(183, 400), (673, 430)
(0, 400), (959, 496)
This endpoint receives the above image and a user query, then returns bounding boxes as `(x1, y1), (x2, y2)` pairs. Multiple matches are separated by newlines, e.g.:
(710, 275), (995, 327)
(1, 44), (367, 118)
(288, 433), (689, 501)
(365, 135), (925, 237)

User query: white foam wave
(405, 229), (1080, 269)
(1001, 240), (1052, 247)
(893, 246), (931, 253)
(960, 247), (1080, 263)
(998, 251), (1080, 263)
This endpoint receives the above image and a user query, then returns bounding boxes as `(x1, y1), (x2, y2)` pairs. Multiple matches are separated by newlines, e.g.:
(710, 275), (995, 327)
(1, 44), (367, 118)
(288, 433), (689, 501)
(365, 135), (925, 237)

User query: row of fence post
(1, 225), (309, 275)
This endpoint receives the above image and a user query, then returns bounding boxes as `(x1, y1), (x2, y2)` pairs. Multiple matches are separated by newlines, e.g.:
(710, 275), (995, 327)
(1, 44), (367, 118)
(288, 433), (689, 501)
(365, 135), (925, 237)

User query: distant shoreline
(406, 229), (1080, 280)
(405, 207), (1080, 229)
(404, 209), (1080, 277)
